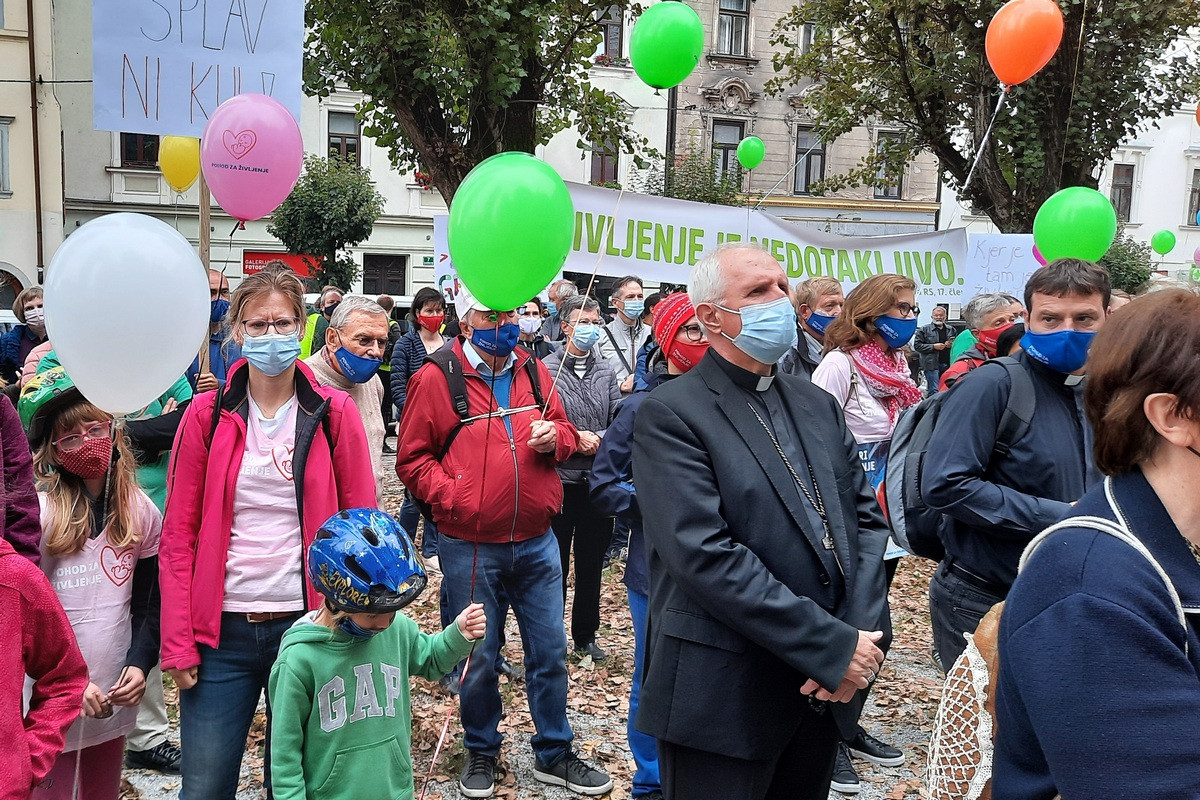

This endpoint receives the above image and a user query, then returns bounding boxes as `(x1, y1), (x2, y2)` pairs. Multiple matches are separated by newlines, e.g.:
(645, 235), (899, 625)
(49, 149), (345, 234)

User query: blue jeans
(627, 588), (661, 797)
(438, 531), (573, 765)
(399, 493), (439, 559)
(179, 612), (300, 800)
(924, 368), (943, 396)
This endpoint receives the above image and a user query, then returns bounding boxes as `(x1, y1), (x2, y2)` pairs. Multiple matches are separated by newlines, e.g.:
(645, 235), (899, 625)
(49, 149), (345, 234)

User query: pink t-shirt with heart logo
(36, 489), (161, 750)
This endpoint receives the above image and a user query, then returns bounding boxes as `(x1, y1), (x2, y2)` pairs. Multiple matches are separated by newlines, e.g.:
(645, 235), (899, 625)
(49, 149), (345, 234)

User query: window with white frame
(328, 111), (361, 165)
(600, 6), (623, 59)
(590, 140), (619, 185)
(1189, 169), (1200, 226)
(713, 120), (744, 177)
(874, 131), (904, 199)
(1110, 163), (1134, 223)
(800, 22), (819, 54)
(794, 126), (824, 194)
(0, 117), (11, 197)
(717, 0), (750, 57)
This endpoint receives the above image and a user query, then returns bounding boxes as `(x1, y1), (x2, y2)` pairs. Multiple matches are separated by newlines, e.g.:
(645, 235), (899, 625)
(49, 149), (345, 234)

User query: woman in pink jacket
(159, 268), (376, 800)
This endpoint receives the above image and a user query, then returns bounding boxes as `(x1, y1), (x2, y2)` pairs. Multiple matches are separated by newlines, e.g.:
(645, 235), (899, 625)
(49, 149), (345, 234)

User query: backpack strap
(522, 356), (546, 411)
(203, 382), (225, 450)
(992, 356), (1036, 459)
(603, 325), (635, 376)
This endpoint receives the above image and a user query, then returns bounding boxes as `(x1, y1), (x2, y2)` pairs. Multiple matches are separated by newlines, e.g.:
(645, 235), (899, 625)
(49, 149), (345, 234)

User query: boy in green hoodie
(269, 508), (486, 800)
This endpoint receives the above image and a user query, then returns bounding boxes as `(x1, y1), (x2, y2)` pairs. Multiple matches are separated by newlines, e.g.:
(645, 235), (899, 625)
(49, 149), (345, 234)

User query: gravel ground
(125, 439), (944, 800)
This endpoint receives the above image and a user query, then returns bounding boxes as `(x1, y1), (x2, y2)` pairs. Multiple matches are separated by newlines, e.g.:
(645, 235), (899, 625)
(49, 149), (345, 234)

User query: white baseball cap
(454, 285), (489, 321)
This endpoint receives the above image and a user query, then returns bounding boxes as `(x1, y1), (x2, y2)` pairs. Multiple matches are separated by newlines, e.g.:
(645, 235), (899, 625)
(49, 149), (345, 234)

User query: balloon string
(1060, 0), (1089, 176)
(961, 88), (1008, 195)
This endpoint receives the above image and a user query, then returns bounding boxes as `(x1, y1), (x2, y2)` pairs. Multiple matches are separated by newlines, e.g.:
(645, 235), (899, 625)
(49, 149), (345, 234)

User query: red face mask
(57, 437), (113, 480)
(417, 314), (445, 333)
(976, 321), (1016, 358)
(667, 341), (710, 372)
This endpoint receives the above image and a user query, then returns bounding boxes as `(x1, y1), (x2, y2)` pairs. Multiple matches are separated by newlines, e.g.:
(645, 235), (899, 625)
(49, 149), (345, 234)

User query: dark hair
(611, 276), (643, 299)
(995, 322), (1025, 357)
(526, 297), (544, 313)
(645, 292), (664, 313)
(1024, 258), (1111, 313)
(409, 287), (444, 320)
(1085, 289), (1200, 475)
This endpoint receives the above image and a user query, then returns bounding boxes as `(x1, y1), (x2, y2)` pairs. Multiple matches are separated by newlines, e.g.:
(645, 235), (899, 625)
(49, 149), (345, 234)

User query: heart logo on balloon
(101, 545), (136, 587)
(222, 129), (258, 160)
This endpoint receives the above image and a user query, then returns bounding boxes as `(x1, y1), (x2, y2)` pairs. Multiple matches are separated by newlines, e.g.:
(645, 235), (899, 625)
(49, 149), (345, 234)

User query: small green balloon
(1150, 229), (1176, 256)
(1032, 187), (1118, 262)
(737, 136), (765, 170)
(630, 2), (704, 90)
(448, 152), (575, 312)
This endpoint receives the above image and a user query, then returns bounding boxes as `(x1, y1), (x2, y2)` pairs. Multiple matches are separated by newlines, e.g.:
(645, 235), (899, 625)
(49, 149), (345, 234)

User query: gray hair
(330, 295), (387, 329)
(688, 241), (772, 309)
(548, 279), (579, 303)
(961, 292), (1014, 331)
(610, 275), (644, 301)
(560, 293), (601, 323)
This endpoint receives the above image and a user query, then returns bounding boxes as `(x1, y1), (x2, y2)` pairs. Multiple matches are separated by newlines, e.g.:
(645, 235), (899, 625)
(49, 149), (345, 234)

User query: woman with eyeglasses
(811, 273), (922, 795)
(517, 297), (557, 360)
(158, 268), (376, 800)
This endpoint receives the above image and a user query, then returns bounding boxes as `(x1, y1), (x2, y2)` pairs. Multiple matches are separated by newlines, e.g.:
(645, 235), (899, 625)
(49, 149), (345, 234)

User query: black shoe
(382, 441), (396, 454)
(459, 751), (497, 798)
(574, 641), (607, 662)
(533, 751), (613, 795)
(847, 728), (904, 766)
(830, 744), (860, 795)
(634, 792), (664, 800)
(439, 672), (460, 696)
(125, 740), (182, 774)
(495, 656), (524, 681)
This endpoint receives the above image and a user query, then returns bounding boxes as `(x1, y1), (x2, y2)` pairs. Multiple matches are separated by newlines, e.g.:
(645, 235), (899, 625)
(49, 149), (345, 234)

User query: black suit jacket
(631, 353), (891, 761)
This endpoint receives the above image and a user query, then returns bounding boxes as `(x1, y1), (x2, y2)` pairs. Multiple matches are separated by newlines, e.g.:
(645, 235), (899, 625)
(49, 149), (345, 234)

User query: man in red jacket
(396, 287), (611, 799)
(0, 538), (88, 798)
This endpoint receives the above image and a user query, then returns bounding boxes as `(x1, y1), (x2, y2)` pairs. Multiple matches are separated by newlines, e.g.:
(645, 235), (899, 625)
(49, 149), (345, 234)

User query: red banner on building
(243, 251), (322, 278)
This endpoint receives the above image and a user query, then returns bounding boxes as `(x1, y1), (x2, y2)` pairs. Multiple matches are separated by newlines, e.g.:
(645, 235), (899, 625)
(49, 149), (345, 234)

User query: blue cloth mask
(621, 299), (645, 319)
(241, 333), (301, 377)
(571, 323), (602, 351)
(1021, 329), (1096, 374)
(333, 335), (384, 384)
(805, 311), (836, 337)
(716, 296), (798, 365)
(336, 616), (382, 641)
(210, 298), (230, 324)
(471, 323), (520, 358)
(874, 315), (918, 349)
(546, 301), (557, 317)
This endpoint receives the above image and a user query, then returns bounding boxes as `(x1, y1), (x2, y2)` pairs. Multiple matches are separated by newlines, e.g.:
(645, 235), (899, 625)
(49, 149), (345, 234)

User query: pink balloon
(200, 94), (303, 222)
(1194, 246), (1200, 268)
(1032, 244), (1047, 266)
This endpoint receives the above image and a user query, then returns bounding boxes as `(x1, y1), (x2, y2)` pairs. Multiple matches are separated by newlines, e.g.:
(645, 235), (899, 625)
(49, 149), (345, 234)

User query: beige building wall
(673, 0), (940, 235)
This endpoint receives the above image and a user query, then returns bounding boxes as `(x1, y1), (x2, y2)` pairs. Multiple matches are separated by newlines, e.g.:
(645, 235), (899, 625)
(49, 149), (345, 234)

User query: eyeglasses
(242, 317), (301, 336)
(53, 420), (114, 452)
(895, 303), (921, 318)
(677, 324), (705, 342)
(481, 311), (517, 323)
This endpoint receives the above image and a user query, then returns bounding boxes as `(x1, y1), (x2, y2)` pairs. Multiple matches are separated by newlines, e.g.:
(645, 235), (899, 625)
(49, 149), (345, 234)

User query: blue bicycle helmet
(308, 508), (427, 613)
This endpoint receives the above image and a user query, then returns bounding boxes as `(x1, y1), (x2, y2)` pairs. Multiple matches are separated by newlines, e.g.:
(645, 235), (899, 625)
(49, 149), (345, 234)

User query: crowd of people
(6, 245), (1199, 800)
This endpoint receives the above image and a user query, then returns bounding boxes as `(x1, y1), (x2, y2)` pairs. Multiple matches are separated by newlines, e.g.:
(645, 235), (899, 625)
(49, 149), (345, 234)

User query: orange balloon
(1195, 105), (1200, 127)
(985, 0), (1065, 86)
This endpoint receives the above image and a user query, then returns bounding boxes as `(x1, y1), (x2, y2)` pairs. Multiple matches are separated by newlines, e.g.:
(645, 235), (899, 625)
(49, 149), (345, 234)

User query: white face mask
(518, 316), (541, 335)
(25, 307), (45, 327)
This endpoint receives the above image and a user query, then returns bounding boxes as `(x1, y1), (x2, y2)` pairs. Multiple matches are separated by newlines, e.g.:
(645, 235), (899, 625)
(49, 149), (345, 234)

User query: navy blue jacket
(0, 325), (42, 383)
(923, 352), (1100, 588)
(995, 470), (1200, 799)
(185, 331), (241, 391)
(589, 370), (671, 596)
(389, 329), (447, 418)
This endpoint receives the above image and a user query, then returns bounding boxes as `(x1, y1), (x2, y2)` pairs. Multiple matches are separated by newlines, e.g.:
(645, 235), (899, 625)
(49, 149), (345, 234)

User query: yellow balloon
(158, 136), (201, 193)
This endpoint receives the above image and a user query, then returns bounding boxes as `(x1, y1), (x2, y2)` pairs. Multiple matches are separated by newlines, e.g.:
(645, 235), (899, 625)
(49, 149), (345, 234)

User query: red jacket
(159, 361), (377, 671)
(0, 539), (88, 797)
(395, 339), (578, 543)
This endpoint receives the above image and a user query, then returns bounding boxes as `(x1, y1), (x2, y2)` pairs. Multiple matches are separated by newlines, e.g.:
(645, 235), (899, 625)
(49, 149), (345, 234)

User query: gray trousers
(127, 665), (171, 751)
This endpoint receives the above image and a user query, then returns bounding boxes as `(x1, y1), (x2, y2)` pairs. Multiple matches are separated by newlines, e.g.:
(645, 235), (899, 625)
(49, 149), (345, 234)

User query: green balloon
(448, 152), (575, 312)
(1032, 187), (1118, 262)
(1150, 229), (1176, 256)
(737, 136), (765, 170)
(630, 2), (704, 90)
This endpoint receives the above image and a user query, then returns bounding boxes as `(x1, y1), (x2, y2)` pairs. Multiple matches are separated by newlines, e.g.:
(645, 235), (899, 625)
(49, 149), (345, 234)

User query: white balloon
(45, 213), (209, 415)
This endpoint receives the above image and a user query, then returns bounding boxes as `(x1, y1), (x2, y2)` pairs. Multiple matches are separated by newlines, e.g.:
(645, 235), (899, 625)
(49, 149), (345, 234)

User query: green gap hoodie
(268, 612), (475, 800)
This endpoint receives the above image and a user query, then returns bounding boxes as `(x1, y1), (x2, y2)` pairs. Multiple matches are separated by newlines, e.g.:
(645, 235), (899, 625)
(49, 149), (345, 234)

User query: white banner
(92, 0), (304, 137)
(962, 233), (1040, 301)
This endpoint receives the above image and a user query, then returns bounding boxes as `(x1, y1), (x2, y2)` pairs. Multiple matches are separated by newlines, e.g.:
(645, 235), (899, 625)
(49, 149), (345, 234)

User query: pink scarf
(849, 340), (923, 424)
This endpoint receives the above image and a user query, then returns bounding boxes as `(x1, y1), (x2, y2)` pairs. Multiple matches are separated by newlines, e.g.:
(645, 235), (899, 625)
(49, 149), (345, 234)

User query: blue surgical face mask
(874, 315), (918, 349)
(336, 615), (382, 641)
(715, 296), (798, 365)
(546, 301), (557, 317)
(333, 334), (384, 384)
(1020, 329), (1096, 374)
(621, 299), (645, 319)
(241, 332), (301, 376)
(210, 298), (230, 324)
(471, 322), (520, 358)
(805, 310), (836, 337)
(571, 323), (602, 351)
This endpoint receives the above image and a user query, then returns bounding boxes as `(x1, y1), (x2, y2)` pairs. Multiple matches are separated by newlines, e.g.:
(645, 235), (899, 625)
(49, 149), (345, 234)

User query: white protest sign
(92, 0), (304, 137)
(961, 234), (1040, 301)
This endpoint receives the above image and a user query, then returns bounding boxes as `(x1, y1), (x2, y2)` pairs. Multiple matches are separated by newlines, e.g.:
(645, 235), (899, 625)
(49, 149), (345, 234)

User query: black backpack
(884, 357), (1036, 561)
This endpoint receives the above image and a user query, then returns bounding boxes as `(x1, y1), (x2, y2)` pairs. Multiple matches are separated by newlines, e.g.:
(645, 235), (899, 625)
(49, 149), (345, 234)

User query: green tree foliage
(636, 149), (744, 207)
(305, 1), (650, 202)
(267, 155), (385, 291)
(770, 0), (1200, 232)
(1100, 224), (1154, 294)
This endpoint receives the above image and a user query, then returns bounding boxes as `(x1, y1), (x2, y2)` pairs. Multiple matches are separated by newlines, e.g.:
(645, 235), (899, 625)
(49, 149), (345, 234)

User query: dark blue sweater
(995, 470), (1200, 799)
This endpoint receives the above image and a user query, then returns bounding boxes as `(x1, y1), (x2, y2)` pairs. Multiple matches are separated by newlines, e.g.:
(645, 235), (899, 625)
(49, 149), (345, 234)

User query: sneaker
(574, 641), (607, 662)
(533, 751), (613, 795)
(423, 554), (441, 575)
(634, 792), (664, 800)
(459, 751), (497, 798)
(830, 744), (860, 795)
(847, 728), (904, 767)
(124, 740), (182, 773)
(439, 672), (460, 696)
(382, 440), (396, 455)
(495, 656), (524, 681)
